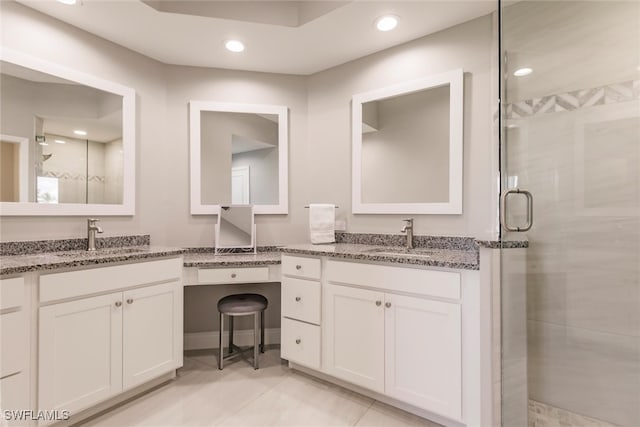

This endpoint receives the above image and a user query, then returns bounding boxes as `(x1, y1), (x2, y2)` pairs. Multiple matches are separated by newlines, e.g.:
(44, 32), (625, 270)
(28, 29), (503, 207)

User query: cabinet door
(323, 284), (385, 392)
(122, 282), (177, 390)
(39, 293), (123, 413)
(384, 294), (462, 420)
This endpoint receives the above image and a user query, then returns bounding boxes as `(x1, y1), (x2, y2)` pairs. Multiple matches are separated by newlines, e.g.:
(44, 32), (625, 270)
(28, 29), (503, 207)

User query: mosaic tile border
(0, 234), (151, 256)
(506, 79), (640, 119)
(528, 400), (619, 427)
(41, 170), (106, 183)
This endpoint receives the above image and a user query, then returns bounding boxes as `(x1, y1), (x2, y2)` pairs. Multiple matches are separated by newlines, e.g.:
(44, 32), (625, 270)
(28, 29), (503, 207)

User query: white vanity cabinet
(0, 276), (30, 413)
(324, 260), (462, 420)
(281, 254), (473, 425)
(280, 255), (322, 369)
(38, 258), (183, 415)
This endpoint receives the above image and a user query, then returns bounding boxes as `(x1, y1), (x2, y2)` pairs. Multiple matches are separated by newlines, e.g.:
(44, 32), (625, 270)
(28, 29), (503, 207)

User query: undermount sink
(363, 247), (436, 258)
(57, 247), (146, 257)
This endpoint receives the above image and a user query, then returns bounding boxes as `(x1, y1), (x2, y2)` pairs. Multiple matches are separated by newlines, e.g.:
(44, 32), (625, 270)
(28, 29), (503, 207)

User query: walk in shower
(499, 1), (640, 426)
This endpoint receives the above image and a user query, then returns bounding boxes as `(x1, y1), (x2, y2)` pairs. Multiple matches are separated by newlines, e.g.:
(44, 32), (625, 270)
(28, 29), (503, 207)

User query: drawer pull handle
(375, 300), (382, 306)
(295, 339), (301, 344)
(231, 273), (237, 278)
(295, 265), (302, 270)
(385, 302), (391, 308)
(127, 298), (134, 305)
(115, 301), (122, 307)
(295, 296), (301, 302)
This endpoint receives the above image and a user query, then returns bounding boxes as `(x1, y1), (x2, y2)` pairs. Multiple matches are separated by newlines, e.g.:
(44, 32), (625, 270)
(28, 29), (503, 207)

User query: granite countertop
(0, 246), (185, 276)
(281, 243), (480, 270)
(183, 250), (281, 268)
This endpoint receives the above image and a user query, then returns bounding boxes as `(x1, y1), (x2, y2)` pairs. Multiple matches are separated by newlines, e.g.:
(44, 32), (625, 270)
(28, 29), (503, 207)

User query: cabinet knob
(375, 300), (382, 306)
(127, 298), (134, 305)
(385, 302), (391, 308)
(115, 301), (122, 307)
(295, 265), (302, 270)
(295, 296), (301, 302)
(295, 339), (301, 344)
(231, 273), (237, 278)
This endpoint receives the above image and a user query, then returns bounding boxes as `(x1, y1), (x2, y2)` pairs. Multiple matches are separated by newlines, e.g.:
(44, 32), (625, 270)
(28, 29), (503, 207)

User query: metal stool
(217, 293), (268, 370)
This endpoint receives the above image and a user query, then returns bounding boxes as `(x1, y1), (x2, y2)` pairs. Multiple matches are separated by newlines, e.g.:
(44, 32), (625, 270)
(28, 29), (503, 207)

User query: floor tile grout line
(212, 364), (293, 426)
(352, 399), (376, 426)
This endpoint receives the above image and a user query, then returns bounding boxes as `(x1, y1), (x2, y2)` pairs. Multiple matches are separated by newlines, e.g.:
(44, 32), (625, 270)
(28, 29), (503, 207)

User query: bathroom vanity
(0, 243), (185, 425)
(279, 243), (490, 427)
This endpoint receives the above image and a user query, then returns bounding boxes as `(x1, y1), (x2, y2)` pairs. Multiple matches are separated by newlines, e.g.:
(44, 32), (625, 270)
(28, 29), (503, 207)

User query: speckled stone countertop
(183, 248), (281, 268)
(281, 243), (480, 270)
(0, 246), (185, 276)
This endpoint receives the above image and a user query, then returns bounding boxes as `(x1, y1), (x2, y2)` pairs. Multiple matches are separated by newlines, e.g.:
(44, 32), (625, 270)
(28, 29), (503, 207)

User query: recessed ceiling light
(375, 15), (399, 32)
(225, 40), (245, 53)
(57, 0), (77, 4)
(73, 130), (87, 136)
(514, 67), (533, 77)
(54, 139), (66, 144)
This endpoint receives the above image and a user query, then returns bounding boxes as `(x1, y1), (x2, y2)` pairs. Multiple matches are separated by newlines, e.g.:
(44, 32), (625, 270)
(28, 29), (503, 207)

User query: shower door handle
(501, 188), (533, 232)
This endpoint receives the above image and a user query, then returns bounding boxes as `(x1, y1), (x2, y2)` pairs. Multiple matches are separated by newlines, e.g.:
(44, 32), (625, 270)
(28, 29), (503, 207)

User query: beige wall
(0, 3), (497, 335)
(1, 3), (496, 243)
(307, 14), (495, 238)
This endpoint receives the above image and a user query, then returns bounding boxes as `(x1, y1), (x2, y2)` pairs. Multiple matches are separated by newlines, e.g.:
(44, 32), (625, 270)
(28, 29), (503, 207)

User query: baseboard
(184, 328), (281, 351)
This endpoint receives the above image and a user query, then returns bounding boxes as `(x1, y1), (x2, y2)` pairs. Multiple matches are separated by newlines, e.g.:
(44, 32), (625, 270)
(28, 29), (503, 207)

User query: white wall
(1, 2), (495, 245)
(307, 14), (495, 238)
(0, 1), (168, 241)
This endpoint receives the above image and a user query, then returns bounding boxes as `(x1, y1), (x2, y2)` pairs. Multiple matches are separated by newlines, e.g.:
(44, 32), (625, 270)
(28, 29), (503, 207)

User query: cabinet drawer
(326, 260), (461, 300)
(1, 277), (24, 311)
(1, 310), (27, 378)
(282, 255), (321, 280)
(40, 258), (183, 303)
(282, 277), (321, 325)
(198, 267), (269, 284)
(281, 318), (320, 369)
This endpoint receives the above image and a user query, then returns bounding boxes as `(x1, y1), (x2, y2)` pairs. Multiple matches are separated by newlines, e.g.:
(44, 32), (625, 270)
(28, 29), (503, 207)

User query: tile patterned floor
(79, 348), (442, 427)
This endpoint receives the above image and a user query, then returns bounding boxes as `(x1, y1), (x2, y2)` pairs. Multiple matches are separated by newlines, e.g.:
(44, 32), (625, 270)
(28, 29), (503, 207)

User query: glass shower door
(500, 1), (640, 426)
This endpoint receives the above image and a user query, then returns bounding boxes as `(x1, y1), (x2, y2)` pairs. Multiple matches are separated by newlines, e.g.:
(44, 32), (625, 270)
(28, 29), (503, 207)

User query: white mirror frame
(0, 48), (136, 216)
(352, 68), (464, 215)
(189, 101), (289, 215)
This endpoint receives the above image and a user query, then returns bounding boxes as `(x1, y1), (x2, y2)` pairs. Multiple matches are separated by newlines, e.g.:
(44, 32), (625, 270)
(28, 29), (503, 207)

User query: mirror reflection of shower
(34, 115), (124, 205)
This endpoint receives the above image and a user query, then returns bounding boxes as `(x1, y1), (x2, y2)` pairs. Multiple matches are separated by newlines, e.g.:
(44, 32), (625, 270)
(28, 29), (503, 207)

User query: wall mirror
(0, 48), (136, 216)
(189, 101), (288, 215)
(352, 69), (464, 214)
(215, 205), (256, 254)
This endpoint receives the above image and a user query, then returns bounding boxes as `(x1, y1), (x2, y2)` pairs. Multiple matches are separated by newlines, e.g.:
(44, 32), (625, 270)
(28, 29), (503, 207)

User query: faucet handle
(88, 218), (99, 224)
(402, 218), (414, 224)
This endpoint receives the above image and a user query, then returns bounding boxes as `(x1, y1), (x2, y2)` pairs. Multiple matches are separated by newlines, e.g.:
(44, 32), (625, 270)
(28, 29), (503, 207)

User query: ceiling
(17, 0), (496, 75)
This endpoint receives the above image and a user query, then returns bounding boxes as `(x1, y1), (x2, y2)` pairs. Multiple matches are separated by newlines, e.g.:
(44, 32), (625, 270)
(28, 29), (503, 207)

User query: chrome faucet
(87, 218), (103, 251)
(401, 218), (414, 249)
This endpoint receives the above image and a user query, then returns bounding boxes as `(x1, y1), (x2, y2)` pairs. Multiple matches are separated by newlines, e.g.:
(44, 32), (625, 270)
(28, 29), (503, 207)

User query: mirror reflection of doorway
(231, 165), (250, 204)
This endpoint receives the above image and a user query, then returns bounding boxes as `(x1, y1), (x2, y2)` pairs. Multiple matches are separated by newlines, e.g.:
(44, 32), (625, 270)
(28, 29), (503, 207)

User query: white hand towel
(309, 204), (335, 244)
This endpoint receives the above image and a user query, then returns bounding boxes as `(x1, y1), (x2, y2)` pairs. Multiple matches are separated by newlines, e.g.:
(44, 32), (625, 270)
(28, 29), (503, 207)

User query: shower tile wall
(503, 2), (640, 426)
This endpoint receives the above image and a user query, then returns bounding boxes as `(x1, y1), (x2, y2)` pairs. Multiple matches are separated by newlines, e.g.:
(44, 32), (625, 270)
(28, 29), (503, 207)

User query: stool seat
(218, 293), (268, 314)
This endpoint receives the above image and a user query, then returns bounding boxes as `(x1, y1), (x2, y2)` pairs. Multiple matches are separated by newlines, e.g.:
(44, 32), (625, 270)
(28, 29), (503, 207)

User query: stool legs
(260, 311), (265, 353)
(253, 312), (260, 369)
(229, 316), (234, 353)
(218, 310), (265, 370)
(218, 312), (224, 370)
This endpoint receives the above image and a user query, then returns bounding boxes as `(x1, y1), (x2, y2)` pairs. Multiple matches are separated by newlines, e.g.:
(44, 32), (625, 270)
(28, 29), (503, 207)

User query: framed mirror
(215, 205), (256, 254)
(0, 48), (136, 216)
(189, 101), (288, 215)
(352, 69), (464, 214)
